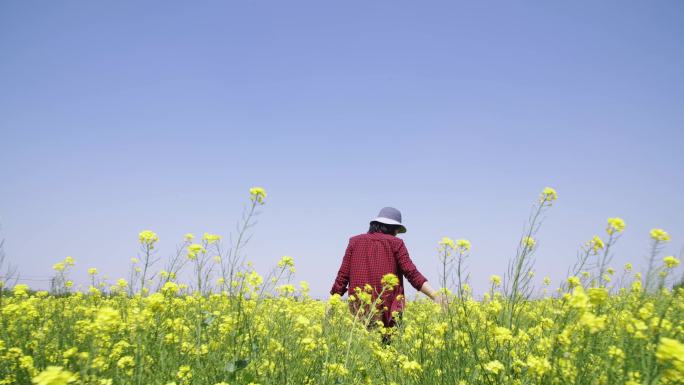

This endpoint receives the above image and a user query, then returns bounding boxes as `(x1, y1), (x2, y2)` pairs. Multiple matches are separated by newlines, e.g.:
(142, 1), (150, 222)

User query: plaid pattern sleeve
(330, 238), (354, 296)
(394, 239), (428, 290)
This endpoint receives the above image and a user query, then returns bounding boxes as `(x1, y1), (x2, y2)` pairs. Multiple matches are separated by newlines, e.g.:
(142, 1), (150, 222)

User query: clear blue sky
(1, 1), (683, 297)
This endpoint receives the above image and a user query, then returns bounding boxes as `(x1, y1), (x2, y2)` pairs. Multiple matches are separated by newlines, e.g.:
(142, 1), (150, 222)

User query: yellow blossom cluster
(249, 187), (267, 204)
(138, 230), (159, 247)
(650, 228), (671, 242)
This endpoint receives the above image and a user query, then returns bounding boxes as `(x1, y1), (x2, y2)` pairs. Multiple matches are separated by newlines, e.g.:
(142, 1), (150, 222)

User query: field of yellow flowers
(1, 187), (683, 385)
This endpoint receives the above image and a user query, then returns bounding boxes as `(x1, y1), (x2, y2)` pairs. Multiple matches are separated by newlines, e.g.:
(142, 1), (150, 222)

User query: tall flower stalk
(221, 187), (267, 297)
(503, 187), (557, 328)
(644, 228), (671, 294)
(137, 230), (159, 296)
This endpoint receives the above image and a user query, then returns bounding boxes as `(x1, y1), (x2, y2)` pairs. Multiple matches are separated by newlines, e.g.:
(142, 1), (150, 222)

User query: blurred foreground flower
(381, 273), (399, 290)
(32, 366), (76, 385)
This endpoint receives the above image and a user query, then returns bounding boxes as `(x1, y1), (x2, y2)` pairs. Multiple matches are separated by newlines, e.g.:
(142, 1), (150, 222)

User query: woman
(330, 207), (443, 328)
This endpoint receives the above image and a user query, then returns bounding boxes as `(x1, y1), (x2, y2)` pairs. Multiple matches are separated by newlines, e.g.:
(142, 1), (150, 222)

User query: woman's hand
(419, 282), (449, 311)
(432, 292), (449, 311)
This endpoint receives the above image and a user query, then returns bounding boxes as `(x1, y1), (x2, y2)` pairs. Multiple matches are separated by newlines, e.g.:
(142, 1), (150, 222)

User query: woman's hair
(368, 221), (400, 235)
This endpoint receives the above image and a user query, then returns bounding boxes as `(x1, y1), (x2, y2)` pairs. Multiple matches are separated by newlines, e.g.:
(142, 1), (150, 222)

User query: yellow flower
(493, 326), (512, 343)
(522, 236), (536, 249)
(117, 278), (128, 288)
(656, 337), (684, 378)
(249, 187), (267, 204)
(543, 276), (551, 286)
(64, 256), (75, 266)
(624, 263), (633, 271)
(579, 312), (606, 333)
(31, 366), (76, 385)
(381, 273), (399, 290)
(53, 262), (66, 272)
(526, 355), (551, 377)
(325, 363), (348, 377)
(202, 233), (222, 244)
(247, 271), (263, 287)
(117, 356), (134, 370)
(608, 346), (625, 360)
(87, 268), (98, 276)
(625, 371), (643, 385)
(587, 236), (605, 252)
(490, 275), (502, 287)
(95, 307), (120, 331)
(606, 217), (626, 235)
(187, 244), (205, 260)
(567, 276), (581, 288)
(176, 365), (192, 380)
(184, 233), (195, 241)
(569, 286), (589, 310)
(484, 360), (504, 374)
(663, 256), (680, 269)
(401, 360), (422, 374)
(276, 284), (296, 296)
(456, 239), (471, 252)
(438, 237), (455, 252)
(587, 287), (608, 306)
(650, 228), (671, 242)
(277, 256), (295, 268)
(161, 282), (180, 295)
(540, 187), (558, 203)
(138, 230), (159, 246)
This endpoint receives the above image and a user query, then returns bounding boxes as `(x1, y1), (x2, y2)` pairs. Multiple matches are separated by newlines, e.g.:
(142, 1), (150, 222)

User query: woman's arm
(419, 281), (439, 299)
(395, 240), (446, 305)
(330, 239), (353, 296)
(420, 281), (448, 306)
(394, 240), (428, 290)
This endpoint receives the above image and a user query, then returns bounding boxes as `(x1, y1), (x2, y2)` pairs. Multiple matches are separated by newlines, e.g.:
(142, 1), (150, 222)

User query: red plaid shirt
(330, 232), (428, 326)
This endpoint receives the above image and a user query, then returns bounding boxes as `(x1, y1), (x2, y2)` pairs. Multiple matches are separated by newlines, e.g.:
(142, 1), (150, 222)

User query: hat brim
(371, 217), (407, 233)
